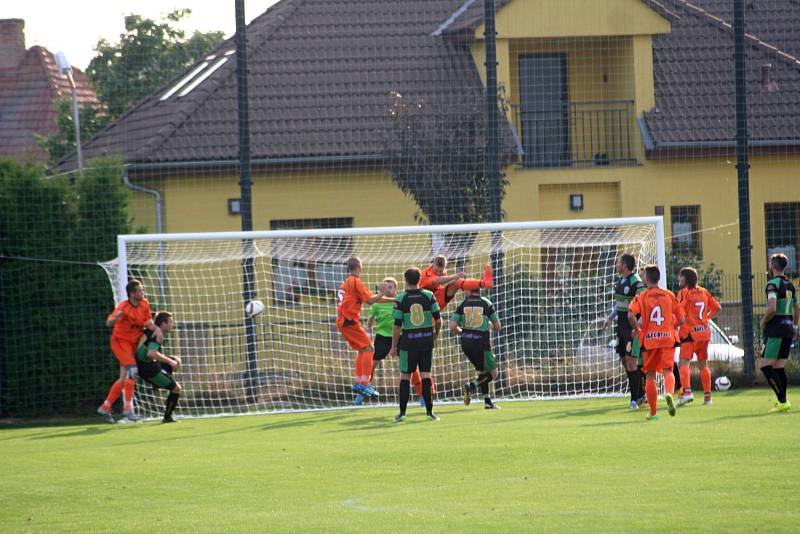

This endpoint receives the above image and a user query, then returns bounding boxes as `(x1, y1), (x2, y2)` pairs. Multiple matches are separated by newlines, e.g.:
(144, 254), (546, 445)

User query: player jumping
(336, 257), (393, 402)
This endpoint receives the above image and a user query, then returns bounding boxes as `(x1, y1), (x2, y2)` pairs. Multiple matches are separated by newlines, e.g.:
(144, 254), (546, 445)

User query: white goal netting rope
(102, 219), (662, 418)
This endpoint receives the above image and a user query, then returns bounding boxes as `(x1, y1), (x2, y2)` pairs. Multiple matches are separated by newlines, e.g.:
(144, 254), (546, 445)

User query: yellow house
(68, 0), (800, 285)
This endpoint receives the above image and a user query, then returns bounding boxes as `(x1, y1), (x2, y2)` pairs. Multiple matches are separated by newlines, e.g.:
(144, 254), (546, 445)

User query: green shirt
(369, 301), (395, 338)
(392, 288), (440, 350)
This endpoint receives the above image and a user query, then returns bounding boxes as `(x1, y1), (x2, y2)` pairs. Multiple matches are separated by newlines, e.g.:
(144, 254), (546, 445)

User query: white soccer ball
(245, 300), (265, 318)
(714, 376), (731, 391)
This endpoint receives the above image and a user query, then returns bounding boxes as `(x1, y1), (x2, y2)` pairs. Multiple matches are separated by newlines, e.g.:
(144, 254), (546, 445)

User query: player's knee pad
(124, 365), (138, 380)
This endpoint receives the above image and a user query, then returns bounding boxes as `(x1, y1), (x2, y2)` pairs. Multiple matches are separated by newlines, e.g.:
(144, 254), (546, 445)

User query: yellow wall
(473, 0), (671, 39)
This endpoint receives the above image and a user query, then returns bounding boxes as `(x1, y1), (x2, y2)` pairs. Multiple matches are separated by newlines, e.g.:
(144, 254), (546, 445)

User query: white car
(673, 320), (744, 363)
(576, 320), (744, 364)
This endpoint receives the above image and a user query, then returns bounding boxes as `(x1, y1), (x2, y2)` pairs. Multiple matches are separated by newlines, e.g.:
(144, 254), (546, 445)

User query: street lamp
(54, 51), (83, 176)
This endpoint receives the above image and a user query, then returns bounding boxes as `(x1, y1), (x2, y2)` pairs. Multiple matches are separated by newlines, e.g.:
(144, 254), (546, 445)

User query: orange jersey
(629, 288), (685, 349)
(337, 275), (373, 323)
(676, 286), (721, 341)
(419, 265), (446, 308)
(108, 299), (152, 343)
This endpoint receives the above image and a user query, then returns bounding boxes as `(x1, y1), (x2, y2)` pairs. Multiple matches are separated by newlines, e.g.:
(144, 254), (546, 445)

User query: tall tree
(36, 99), (110, 166)
(87, 9), (225, 120)
(385, 91), (508, 226)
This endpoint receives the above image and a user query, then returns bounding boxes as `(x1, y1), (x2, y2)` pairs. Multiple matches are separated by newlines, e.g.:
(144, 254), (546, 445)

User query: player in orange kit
(628, 265), (685, 421)
(98, 279), (163, 423)
(415, 255), (493, 405)
(676, 267), (721, 406)
(336, 256), (394, 402)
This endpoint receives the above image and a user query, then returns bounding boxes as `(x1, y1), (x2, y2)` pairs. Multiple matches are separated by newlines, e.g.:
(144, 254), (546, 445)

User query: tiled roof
(643, 0), (800, 148)
(0, 45), (98, 162)
(69, 0), (800, 168)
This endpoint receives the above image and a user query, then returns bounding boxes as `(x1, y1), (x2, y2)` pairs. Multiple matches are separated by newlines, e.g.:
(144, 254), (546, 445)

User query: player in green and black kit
(135, 311), (182, 423)
(450, 289), (501, 409)
(759, 253), (799, 413)
(602, 253), (647, 409)
(390, 267), (442, 422)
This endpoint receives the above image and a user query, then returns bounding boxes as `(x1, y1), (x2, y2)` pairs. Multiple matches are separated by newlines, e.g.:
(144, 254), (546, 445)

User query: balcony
(513, 100), (638, 168)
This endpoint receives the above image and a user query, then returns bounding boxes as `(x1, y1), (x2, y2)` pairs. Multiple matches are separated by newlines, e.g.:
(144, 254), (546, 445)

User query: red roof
(0, 40), (98, 162)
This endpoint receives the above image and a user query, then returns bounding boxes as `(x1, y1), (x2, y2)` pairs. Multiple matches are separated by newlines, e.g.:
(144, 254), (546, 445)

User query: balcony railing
(513, 100), (637, 168)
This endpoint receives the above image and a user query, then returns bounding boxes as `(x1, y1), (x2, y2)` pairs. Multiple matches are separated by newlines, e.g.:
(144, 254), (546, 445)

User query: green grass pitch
(2, 389), (798, 533)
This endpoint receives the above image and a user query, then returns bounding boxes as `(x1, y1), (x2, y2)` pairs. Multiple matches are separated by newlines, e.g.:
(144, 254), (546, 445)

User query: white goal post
(104, 217), (665, 418)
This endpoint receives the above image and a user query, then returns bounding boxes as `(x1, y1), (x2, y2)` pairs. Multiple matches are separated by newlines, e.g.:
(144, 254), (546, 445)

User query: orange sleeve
(419, 267), (436, 290)
(672, 293), (685, 322)
(628, 294), (641, 315)
(142, 300), (152, 323)
(707, 290), (721, 315)
(107, 302), (125, 322)
(354, 278), (373, 303)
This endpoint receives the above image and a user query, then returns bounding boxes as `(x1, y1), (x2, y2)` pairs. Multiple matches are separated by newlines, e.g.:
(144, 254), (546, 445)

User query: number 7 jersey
(676, 286), (720, 341)
(629, 288), (685, 349)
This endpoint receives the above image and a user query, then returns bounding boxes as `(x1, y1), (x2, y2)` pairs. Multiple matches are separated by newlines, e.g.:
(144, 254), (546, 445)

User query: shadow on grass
(30, 425), (116, 440)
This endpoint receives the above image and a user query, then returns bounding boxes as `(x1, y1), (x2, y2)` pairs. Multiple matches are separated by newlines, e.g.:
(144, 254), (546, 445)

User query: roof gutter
(123, 167), (163, 234)
(126, 153), (386, 172)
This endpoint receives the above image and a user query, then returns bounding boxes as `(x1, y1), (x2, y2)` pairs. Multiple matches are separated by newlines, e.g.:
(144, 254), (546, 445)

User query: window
(269, 217), (354, 304)
(671, 205), (702, 258)
(765, 203), (800, 273)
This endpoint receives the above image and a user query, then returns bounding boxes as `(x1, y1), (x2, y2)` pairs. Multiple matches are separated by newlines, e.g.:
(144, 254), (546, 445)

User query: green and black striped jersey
(764, 276), (797, 338)
(393, 288), (440, 350)
(451, 294), (498, 346)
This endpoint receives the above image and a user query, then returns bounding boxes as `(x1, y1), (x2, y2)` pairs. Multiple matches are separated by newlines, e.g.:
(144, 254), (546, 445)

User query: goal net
(102, 217), (665, 418)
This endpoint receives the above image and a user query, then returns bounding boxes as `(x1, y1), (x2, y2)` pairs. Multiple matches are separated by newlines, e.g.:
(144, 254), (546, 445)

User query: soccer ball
(245, 300), (265, 318)
(714, 376), (731, 391)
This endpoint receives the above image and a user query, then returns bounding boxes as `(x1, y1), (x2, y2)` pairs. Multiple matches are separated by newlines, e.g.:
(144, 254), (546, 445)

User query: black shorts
(462, 344), (497, 373)
(373, 335), (392, 361)
(615, 332), (632, 358)
(399, 348), (433, 374)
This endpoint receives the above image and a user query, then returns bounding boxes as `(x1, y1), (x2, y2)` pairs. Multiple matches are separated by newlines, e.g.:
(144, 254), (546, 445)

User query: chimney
(0, 19), (26, 69)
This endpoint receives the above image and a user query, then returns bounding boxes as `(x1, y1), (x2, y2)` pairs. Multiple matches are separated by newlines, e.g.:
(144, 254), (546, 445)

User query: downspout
(122, 167), (166, 298)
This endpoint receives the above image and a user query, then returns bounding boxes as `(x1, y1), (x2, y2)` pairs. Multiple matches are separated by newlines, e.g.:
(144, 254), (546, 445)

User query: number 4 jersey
(629, 288), (685, 349)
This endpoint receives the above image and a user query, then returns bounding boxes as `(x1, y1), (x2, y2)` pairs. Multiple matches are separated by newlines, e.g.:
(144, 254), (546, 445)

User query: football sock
(122, 378), (136, 413)
(664, 369), (676, 396)
(458, 278), (482, 291)
(399, 379), (410, 416)
(354, 352), (373, 385)
(646, 378), (658, 416)
(480, 379), (490, 397)
(103, 380), (123, 409)
(774, 368), (788, 403)
(164, 392), (180, 419)
(638, 367), (646, 399)
(626, 370), (640, 401)
(761, 366), (781, 401)
(700, 367), (712, 394)
(679, 365), (692, 394)
(481, 264), (493, 289)
(421, 378), (433, 415)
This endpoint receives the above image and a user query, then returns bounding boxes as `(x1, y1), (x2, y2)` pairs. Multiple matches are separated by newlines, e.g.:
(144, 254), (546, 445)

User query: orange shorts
(337, 321), (372, 351)
(642, 347), (675, 373)
(110, 337), (137, 367)
(679, 339), (710, 361)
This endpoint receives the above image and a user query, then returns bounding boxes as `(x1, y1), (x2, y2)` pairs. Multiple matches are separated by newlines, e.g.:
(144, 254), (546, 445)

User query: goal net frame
(109, 217), (665, 418)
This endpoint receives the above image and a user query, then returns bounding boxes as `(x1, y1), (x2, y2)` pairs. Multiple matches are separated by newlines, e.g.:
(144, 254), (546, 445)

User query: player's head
(346, 256), (362, 275)
(643, 264), (660, 287)
(382, 277), (398, 297)
(154, 311), (175, 333)
(678, 267), (698, 289)
(769, 253), (789, 276)
(431, 255), (447, 276)
(404, 267), (421, 287)
(616, 254), (635, 275)
(126, 279), (144, 301)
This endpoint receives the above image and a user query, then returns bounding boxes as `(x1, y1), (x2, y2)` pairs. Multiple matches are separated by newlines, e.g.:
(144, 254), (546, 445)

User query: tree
(36, 99), (111, 166)
(87, 9), (225, 120)
(385, 91), (509, 226)
(665, 249), (725, 297)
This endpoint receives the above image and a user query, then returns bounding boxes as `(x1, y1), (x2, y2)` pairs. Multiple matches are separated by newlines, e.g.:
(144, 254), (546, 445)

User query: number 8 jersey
(629, 288), (685, 349)
(392, 288), (440, 350)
